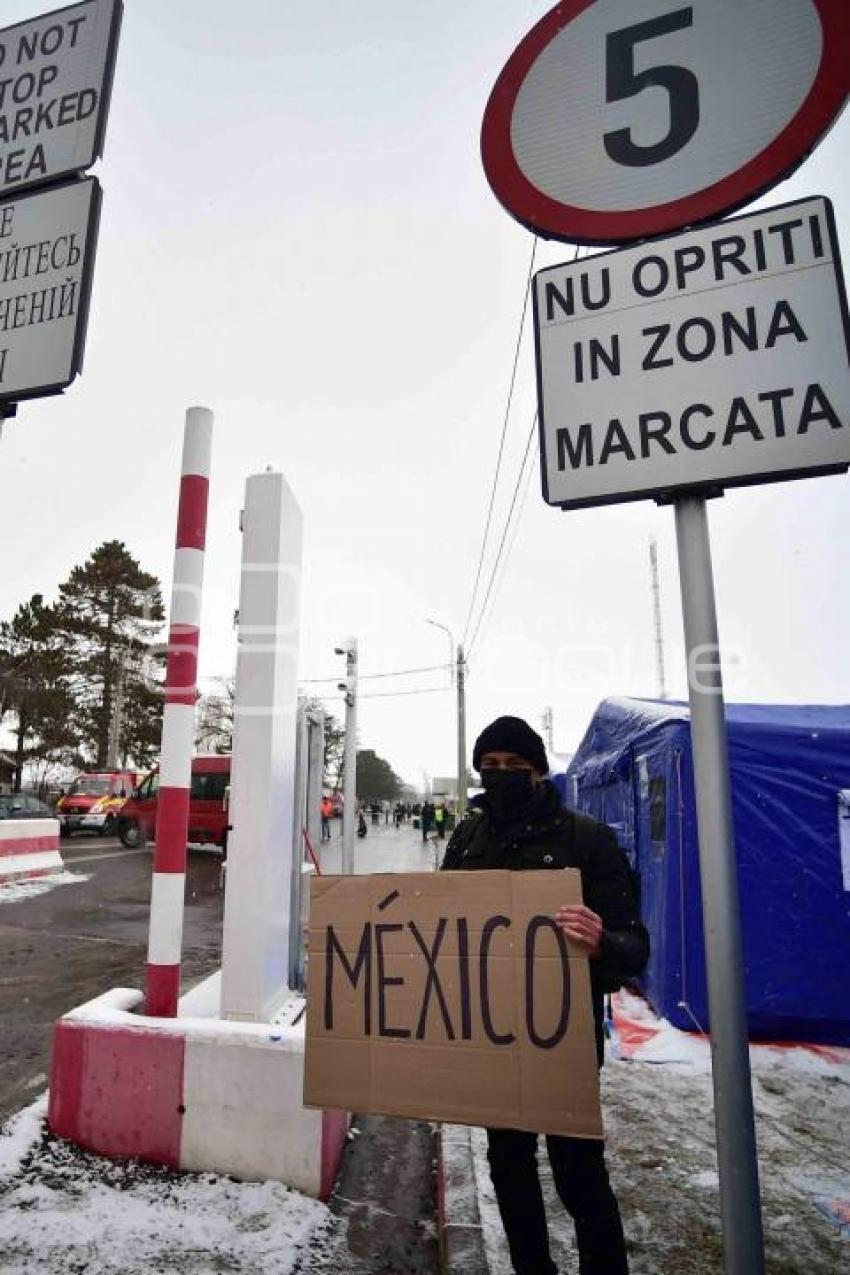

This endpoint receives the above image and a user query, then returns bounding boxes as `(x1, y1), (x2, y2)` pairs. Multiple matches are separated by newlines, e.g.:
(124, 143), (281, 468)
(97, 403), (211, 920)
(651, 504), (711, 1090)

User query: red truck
(117, 755), (230, 850)
(56, 770), (139, 837)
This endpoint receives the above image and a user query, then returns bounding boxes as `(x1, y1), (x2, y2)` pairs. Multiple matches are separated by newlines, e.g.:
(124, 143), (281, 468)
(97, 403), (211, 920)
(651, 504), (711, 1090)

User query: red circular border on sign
(481, 0), (850, 244)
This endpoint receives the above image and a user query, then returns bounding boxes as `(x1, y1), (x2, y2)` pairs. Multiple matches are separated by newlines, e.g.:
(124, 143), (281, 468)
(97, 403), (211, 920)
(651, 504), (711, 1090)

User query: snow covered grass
(3, 993), (848, 1273)
(0, 1096), (330, 1274)
(0, 870), (89, 905)
(468, 1000), (850, 1274)
(604, 1049), (850, 1273)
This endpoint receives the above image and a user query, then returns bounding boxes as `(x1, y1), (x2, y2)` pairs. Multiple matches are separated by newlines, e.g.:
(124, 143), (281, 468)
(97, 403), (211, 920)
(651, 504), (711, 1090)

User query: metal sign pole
(673, 493), (765, 1275)
(0, 402), (16, 442)
(289, 698), (308, 990)
(341, 639), (358, 875)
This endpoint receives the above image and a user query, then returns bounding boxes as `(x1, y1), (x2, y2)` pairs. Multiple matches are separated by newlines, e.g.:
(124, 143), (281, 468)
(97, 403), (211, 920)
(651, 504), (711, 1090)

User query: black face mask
(480, 768), (536, 815)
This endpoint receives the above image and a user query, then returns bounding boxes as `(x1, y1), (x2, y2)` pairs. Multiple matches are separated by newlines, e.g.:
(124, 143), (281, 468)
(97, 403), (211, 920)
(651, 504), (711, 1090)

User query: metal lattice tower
(649, 537), (668, 700)
(542, 706), (554, 751)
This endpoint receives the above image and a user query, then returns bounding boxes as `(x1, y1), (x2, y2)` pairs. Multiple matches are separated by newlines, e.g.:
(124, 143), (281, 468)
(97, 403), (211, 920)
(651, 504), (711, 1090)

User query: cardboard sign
(304, 870), (603, 1139)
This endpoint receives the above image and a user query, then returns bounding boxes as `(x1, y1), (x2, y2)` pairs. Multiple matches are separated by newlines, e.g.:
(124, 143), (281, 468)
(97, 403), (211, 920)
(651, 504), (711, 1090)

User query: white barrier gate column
(221, 470), (303, 1021)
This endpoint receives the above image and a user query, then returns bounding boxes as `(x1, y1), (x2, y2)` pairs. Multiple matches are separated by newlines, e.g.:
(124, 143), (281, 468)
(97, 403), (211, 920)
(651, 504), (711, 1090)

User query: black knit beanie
(472, 716), (549, 775)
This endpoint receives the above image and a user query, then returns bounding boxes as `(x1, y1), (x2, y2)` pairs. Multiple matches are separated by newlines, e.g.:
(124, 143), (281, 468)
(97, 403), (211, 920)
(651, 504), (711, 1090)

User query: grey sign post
(483, 2), (850, 1268)
(531, 198), (850, 1275)
(673, 494), (765, 1273)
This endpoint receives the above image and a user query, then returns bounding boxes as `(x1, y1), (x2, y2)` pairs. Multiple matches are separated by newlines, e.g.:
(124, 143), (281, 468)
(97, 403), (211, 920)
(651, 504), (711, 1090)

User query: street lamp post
(335, 637), (358, 875)
(426, 619), (467, 818)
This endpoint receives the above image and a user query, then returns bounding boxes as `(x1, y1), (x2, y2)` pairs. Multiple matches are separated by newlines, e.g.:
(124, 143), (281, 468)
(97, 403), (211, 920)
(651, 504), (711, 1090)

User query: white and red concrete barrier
(0, 818), (62, 882)
(48, 977), (348, 1198)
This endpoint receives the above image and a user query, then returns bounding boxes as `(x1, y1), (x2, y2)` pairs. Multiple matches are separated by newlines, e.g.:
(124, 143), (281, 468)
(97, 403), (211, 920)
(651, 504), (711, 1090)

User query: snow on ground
(0, 871), (89, 905)
(471, 995), (850, 1274)
(0, 1095), (49, 1181)
(1, 1028), (847, 1275)
(0, 1097), (330, 1274)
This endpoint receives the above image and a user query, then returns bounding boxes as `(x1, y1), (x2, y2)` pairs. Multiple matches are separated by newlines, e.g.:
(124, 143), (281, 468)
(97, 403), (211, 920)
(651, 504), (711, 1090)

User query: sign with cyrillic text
(0, 176), (100, 401)
(304, 870), (602, 1138)
(0, 0), (122, 194)
(534, 196), (850, 509)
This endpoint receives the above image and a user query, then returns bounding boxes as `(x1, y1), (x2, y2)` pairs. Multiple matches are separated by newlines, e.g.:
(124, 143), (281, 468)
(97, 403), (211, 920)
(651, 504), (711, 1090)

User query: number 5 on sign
(481, 0), (849, 245)
(603, 8), (699, 168)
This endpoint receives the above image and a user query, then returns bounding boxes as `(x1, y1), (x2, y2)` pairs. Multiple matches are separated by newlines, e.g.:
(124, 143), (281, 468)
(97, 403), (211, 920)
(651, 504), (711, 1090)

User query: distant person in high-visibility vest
(434, 802), (446, 839)
(320, 796), (333, 843)
(441, 715), (649, 1275)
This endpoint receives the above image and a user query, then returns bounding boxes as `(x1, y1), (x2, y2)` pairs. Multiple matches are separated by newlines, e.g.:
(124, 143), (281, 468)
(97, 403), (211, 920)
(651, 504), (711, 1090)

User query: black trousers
(486, 1128), (628, 1275)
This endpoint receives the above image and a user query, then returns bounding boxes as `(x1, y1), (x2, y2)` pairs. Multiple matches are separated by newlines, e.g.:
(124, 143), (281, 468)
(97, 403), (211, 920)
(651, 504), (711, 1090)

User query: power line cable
(307, 686), (451, 701)
(467, 412), (538, 661)
(462, 235), (538, 649)
(465, 244), (586, 662)
(469, 431), (539, 663)
(361, 686), (452, 700)
(300, 662), (452, 684)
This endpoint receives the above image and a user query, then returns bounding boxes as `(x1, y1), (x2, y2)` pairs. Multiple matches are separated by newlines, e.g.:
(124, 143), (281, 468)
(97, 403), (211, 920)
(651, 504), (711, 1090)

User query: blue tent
(564, 697), (850, 1045)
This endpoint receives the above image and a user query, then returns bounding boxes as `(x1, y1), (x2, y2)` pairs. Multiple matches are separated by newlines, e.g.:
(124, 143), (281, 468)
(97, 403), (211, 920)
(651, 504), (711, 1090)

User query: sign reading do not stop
(482, 0), (849, 244)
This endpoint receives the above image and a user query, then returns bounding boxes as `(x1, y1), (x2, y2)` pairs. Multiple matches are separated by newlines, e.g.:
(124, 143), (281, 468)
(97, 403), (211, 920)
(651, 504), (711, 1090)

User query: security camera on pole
(336, 638), (358, 875)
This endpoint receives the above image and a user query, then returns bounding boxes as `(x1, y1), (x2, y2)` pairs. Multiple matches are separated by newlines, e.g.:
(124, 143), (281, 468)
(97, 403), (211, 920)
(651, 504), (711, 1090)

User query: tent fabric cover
(563, 697), (850, 1045)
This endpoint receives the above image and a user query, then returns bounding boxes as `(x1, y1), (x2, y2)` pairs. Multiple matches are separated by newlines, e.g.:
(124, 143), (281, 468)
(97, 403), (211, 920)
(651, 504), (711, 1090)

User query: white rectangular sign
(534, 196), (850, 509)
(0, 176), (100, 400)
(0, 0), (121, 194)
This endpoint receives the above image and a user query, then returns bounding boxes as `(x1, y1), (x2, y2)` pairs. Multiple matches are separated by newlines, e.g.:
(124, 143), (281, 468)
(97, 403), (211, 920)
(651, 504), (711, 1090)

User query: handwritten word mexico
(323, 910), (572, 1050)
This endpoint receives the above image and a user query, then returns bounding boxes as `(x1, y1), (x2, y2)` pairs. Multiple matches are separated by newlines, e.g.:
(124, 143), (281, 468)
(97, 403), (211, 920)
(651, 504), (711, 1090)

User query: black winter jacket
(441, 781), (649, 1064)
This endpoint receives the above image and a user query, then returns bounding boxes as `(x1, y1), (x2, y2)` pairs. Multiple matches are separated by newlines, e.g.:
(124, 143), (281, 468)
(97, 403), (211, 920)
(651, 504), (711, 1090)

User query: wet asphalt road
(1, 824), (441, 1273)
(301, 825), (442, 1273)
(0, 835), (224, 1127)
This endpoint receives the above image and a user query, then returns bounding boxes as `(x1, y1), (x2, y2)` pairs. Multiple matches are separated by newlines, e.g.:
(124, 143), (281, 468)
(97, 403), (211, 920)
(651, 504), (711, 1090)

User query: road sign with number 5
(482, 0), (849, 244)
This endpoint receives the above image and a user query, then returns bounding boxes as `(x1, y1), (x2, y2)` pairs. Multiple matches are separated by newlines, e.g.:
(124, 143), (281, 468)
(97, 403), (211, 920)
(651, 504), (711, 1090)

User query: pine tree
(0, 594), (78, 790)
(119, 675), (169, 770)
(56, 541), (165, 767)
(355, 748), (402, 801)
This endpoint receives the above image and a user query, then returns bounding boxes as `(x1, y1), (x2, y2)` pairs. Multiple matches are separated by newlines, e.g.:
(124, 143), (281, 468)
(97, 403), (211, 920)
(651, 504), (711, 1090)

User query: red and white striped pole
(145, 406), (212, 1017)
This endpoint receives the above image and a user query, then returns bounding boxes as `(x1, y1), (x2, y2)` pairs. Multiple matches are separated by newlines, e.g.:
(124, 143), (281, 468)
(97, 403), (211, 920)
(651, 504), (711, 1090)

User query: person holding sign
(442, 715), (648, 1275)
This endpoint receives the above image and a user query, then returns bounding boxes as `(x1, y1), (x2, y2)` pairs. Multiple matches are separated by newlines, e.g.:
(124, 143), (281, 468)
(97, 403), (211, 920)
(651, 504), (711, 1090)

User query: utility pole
(649, 536), (668, 700)
(427, 619), (466, 816)
(106, 650), (127, 769)
(456, 644), (467, 818)
(337, 637), (358, 874)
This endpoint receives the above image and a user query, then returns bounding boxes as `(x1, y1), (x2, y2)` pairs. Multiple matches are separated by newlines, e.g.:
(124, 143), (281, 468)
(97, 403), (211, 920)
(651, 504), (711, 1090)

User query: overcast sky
(0, 0), (848, 786)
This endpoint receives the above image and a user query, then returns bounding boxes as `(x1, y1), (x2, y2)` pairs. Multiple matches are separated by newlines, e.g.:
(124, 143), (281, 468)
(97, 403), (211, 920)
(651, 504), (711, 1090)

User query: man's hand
(555, 903), (603, 958)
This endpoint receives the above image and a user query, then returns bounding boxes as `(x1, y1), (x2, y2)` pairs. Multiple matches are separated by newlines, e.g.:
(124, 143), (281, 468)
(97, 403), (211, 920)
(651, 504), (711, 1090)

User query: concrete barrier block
(0, 818), (62, 882)
(48, 981), (349, 1200)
